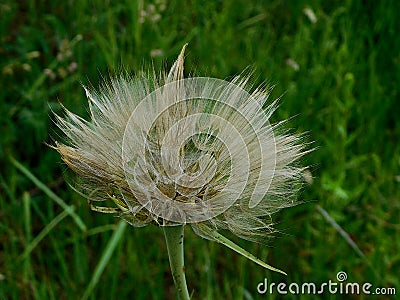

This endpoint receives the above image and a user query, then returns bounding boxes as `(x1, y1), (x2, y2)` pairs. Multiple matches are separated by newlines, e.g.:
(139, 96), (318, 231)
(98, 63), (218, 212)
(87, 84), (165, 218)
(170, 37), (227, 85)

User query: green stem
(163, 225), (190, 300)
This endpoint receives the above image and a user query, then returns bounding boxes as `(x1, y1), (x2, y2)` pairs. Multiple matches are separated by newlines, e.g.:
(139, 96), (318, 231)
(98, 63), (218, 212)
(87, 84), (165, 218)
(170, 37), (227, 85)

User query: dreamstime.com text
(257, 271), (396, 296)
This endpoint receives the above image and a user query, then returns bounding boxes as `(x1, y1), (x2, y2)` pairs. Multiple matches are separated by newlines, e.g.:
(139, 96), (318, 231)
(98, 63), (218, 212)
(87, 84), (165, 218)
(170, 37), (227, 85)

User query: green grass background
(1, 0), (399, 299)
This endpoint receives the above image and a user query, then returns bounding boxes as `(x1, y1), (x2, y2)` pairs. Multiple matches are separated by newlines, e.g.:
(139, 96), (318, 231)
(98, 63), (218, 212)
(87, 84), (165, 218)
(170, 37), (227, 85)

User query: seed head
(53, 45), (309, 242)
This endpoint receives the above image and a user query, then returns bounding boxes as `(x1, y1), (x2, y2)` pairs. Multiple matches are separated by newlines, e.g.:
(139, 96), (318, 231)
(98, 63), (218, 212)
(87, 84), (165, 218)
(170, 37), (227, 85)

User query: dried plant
(53, 45), (310, 299)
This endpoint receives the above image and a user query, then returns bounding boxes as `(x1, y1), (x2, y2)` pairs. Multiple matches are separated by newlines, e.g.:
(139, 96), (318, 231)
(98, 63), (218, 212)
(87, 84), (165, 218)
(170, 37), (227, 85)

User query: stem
(163, 225), (190, 300)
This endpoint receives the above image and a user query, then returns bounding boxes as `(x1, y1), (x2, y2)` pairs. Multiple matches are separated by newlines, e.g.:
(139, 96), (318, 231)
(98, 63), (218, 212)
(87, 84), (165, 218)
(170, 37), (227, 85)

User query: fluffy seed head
(53, 45), (309, 241)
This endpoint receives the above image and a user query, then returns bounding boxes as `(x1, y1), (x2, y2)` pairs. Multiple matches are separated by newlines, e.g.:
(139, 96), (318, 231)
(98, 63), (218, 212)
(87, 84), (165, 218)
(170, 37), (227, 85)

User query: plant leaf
(208, 228), (287, 275)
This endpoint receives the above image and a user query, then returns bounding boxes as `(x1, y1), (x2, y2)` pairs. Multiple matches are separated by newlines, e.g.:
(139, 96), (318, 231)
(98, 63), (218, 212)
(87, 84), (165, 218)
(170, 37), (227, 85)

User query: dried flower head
(53, 45), (308, 244)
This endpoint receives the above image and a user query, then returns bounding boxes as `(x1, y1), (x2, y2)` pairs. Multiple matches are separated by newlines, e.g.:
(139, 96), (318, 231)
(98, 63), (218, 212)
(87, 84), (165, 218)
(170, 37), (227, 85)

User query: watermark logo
(336, 271), (347, 282)
(257, 271), (396, 296)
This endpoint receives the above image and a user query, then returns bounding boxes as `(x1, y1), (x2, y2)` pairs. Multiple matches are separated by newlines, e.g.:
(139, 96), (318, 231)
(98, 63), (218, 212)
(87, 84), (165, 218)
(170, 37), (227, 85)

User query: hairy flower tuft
(53, 45), (309, 243)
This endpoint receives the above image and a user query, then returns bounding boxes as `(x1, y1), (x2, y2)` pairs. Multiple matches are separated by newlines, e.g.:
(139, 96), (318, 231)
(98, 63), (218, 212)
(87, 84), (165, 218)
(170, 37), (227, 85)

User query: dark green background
(1, 1), (399, 299)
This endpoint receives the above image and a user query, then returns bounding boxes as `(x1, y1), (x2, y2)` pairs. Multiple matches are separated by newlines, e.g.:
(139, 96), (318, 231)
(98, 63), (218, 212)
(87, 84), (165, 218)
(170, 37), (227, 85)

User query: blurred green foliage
(0, 0), (399, 299)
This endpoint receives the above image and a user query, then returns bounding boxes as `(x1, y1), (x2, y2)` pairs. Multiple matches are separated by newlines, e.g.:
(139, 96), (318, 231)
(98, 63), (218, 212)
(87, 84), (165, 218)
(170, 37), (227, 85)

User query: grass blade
(81, 221), (127, 300)
(9, 156), (87, 232)
(20, 208), (71, 261)
(316, 205), (365, 258)
(22, 192), (32, 281)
